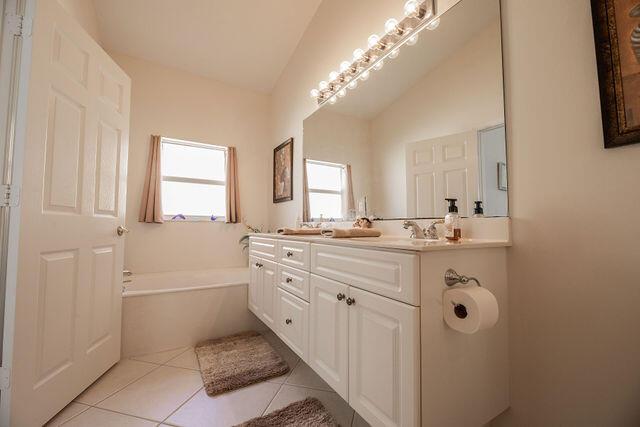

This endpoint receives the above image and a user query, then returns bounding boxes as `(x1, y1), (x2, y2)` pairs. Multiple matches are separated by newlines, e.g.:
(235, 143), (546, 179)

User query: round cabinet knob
(286, 251), (294, 258)
(346, 297), (356, 306)
(285, 277), (293, 283)
(285, 318), (292, 325)
(255, 262), (263, 268)
(337, 293), (346, 301)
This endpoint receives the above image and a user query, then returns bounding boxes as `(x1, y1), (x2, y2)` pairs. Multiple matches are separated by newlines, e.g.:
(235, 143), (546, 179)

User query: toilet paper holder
(444, 269), (482, 287)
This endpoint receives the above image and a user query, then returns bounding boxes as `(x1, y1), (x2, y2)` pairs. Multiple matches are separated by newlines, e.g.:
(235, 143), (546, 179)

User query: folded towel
(276, 227), (323, 235)
(321, 228), (382, 238)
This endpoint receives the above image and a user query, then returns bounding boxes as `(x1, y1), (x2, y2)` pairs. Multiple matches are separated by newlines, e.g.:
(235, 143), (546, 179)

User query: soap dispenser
(473, 201), (484, 218)
(444, 198), (461, 241)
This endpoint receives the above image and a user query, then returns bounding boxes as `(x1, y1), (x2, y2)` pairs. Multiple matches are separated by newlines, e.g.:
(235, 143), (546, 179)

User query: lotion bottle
(444, 198), (461, 241)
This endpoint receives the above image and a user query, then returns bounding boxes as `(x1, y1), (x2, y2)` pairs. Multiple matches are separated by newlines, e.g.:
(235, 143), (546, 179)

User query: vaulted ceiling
(93, 0), (321, 93)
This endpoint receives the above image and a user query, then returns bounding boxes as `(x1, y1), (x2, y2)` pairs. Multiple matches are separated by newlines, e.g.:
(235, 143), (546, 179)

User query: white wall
(370, 19), (503, 217)
(57, 0), (101, 43)
(111, 53), (271, 274)
(270, 0), (640, 425)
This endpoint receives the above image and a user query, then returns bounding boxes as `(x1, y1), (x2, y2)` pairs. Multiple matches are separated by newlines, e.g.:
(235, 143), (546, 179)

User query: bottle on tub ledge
(444, 198), (462, 242)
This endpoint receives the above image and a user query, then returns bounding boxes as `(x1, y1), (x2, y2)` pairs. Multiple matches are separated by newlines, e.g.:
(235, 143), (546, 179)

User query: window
(306, 159), (345, 220)
(161, 137), (227, 221)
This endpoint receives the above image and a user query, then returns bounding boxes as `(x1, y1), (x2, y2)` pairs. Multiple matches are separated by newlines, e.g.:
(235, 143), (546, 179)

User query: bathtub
(121, 267), (264, 357)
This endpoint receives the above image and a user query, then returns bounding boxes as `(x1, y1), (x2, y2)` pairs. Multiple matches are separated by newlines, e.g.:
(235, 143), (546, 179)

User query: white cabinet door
(309, 275), (349, 400)
(276, 289), (309, 360)
(248, 256), (263, 316)
(348, 287), (420, 427)
(260, 260), (277, 328)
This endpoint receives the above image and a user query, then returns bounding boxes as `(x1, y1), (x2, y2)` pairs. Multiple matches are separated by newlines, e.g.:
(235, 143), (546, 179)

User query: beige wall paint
(57, 0), (101, 43)
(370, 19), (503, 217)
(270, 0), (640, 425)
(112, 53), (271, 274)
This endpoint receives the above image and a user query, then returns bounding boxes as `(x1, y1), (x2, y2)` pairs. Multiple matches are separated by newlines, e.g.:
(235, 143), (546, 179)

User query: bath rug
(235, 397), (339, 427)
(195, 331), (289, 396)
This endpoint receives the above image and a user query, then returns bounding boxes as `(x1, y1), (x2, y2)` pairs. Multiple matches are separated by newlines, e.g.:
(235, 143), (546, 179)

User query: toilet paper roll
(443, 286), (499, 334)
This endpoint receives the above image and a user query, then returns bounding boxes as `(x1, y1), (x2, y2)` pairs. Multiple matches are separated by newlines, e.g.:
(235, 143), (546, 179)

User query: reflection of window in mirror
(305, 159), (348, 220)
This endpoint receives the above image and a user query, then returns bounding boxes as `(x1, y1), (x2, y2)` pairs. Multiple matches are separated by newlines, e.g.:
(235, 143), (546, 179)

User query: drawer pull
(255, 262), (263, 268)
(346, 297), (356, 306)
(285, 318), (292, 325)
(285, 277), (293, 283)
(286, 251), (294, 258)
(336, 293), (345, 301)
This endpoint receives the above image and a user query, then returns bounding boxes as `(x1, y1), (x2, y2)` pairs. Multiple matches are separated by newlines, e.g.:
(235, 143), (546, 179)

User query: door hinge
(0, 184), (20, 207)
(0, 367), (10, 390)
(4, 13), (31, 37)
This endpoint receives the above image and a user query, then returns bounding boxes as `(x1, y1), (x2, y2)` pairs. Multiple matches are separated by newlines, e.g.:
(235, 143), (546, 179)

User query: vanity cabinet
(276, 288), (309, 358)
(248, 255), (277, 328)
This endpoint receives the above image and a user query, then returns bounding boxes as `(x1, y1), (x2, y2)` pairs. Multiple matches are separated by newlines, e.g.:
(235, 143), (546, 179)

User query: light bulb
(404, 0), (419, 17)
(368, 34), (380, 49)
(329, 71), (340, 81)
(385, 18), (399, 34)
(348, 80), (358, 90)
(310, 88), (319, 98)
(389, 48), (400, 59)
(337, 88), (346, 97)
(328, 96), (337, 105)
(340, 61), (351, 73)
(426, 17), (440, 30)
(353, 48), (365, 61)
(407, 33), (419, 46)
(373, 60), (384, 71)
(361, 70), (370, 81)
(318, 80), (328, 90)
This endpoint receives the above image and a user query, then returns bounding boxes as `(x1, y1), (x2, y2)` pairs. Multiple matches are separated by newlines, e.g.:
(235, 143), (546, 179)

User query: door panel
(309, 274), (349, 400)
(276, 289), (309, 360)
(248, 256), (262, 316)
(11, 1), (131, 425)
(261, 260), (277, 328)
(348, 288), (420, 427)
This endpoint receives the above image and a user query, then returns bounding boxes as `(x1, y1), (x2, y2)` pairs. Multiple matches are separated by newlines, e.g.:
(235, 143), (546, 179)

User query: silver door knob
(117, 225), (129, 236)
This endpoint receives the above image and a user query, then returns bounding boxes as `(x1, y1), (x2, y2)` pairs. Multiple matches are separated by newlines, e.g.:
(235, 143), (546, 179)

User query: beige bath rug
(195, 331), (289, 396)
(235, 397), (339, 427)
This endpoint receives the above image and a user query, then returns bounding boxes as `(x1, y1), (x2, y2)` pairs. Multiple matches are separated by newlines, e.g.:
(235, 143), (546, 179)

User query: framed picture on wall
(592, 0), (640, 148)
(273, 138), (293, 203)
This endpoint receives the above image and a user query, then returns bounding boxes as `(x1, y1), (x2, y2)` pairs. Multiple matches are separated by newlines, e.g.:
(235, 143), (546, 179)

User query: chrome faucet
(403, 220), (426, 239)
(425, 219), (444, 240)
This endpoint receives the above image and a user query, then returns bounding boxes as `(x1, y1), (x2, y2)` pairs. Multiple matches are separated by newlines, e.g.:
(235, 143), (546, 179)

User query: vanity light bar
(310, 0), (440, 106)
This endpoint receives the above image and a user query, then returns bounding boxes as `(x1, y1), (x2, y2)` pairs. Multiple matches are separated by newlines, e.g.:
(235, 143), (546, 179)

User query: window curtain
(138, 135), (164, 223)
(345, 164), (355, 214)
(225, 147), (241, 223)
(302, 158), (311, 222)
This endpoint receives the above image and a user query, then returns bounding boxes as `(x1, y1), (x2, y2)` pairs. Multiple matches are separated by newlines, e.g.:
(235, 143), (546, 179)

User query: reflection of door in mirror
(478, 125), (508, 216)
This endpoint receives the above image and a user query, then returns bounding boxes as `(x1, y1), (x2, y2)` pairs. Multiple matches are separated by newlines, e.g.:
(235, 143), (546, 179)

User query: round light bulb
(348, 80), (358, 90)
(360, 70), (370, 81)
(310, 88), (319, 98)
(318, 80), (328, 90)
(340, 61), (351, 73)
(328, 96), (338, 105)
(353, 48), (365, 61)
(385, 18), (399, 34)
(389, 48), (400, 59)
(337, 88), (347, 98)
(373, 60), (384, 71)
(329, 71), (340, 81)
(368, 34), (380, 49)
(426, 17), (440, 30)
(407, 33), (419, 46)
(404, 0), (419, 17)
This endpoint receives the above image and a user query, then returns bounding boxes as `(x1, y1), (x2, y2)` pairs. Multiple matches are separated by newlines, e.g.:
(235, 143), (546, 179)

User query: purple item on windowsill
(172, 214), (186, 220)
(210, 215), (218, 221)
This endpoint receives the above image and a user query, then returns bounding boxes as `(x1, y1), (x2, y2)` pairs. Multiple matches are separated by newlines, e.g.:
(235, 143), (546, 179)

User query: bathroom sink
(357, 236), (444, 247)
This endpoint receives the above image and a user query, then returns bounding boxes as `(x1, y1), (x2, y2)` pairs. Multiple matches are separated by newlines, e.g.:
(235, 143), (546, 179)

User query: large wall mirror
(302, 0), (507, 221)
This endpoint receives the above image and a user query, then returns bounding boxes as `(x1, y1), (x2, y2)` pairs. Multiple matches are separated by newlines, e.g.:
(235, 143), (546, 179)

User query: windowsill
(163, 215), (227, 223)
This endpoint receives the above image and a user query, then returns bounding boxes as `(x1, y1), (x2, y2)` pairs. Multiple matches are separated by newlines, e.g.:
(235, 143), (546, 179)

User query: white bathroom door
(406, 130), (479, 217)
(9, 1), (131, 425)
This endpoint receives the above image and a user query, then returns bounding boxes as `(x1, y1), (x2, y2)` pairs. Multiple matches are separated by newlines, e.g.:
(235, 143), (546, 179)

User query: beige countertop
(252, 233), (511, 253)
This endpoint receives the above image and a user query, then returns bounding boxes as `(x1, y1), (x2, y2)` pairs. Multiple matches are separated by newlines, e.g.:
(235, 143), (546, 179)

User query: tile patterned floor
(45, 331), (369, 427)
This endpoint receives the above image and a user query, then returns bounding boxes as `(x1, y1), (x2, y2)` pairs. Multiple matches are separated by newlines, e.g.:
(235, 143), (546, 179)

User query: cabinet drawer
(249, 237), (277, 260)
(276, 289), (309, 360)
(277, 265), (310, 302)
(277, 240), (310, 270)
(310, 244), (420, 306)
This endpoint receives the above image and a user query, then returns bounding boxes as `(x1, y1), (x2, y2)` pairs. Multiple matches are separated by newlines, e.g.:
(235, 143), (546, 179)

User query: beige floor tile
(166, 348), (199, 370)
(44, 402), (90, 426)
(265, 385), (354, 427)
(74, 360), (158, 405)
(166, 381), (281, 427)
(130, 347), (189, 365)
(285, 361), (333, 391)
(63, 408), (157, 426)
(267, 358), (299, 385)
(96, 366), (203, 422)
(352, 411), (371, 427)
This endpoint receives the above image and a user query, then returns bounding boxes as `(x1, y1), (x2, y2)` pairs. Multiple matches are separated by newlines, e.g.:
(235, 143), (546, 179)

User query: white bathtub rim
(123, 281), (247, 298)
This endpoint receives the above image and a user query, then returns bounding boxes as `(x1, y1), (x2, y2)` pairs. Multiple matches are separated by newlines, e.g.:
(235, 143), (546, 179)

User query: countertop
(252, 233), (511, 253)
